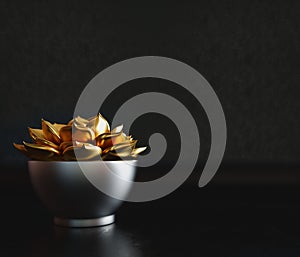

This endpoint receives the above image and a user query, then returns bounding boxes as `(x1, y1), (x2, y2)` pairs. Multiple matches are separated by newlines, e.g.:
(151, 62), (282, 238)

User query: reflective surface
(54, 214), (115, 227)
(31, 224), (143, 257)
(28, 161), (136, 224)
(2, 164), (300, 256)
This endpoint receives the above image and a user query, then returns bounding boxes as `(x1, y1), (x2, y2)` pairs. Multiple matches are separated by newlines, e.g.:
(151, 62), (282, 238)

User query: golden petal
(96, 132), (127, 149)
(112, 133), (127, 145)
(62, 146), (78, 161)
(28, 128), (44, 140)
(67, 119), (74, 126)
(23, 141), (60, 154)
(97, 132), (119, 140)
(74, 116), (89, 126)
(111, 124), (124, 134)
(59, 140), (96, 152)
(28, 128), (59, 149)
(14, 142), (59, 161)
(131, 147), (147, 156)
(35, 138), (59, 150)
(77, 115), (89, 123)
(42, 119), (61, 144)
(59, 125), (72, 142)
(13, 143), (27, 154)
(74, 141), (95, 148)
(62, 144), (102, 161)
(96, 132), (114, 149)
(69, 116), (90, 128)
(73, 123), (96, 142)
(23, 141), (60, 161)
(59, 141), (73, 152)
(102, 140), (136, 155)
(53, 123), (66, 132)
(89, 113), (110, 137)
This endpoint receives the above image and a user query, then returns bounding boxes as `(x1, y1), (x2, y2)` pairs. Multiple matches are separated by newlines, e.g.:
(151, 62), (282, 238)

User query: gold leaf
(73, 123), (96, 142)
(53, 123), (66, 132)
(23, 141), (60, 161)
(28, 127), (59, 149)
(111, 124), (124, 134)
(131, 147), (147, 156)
(62, 144), (102, 161)
(102, 141), (136, 155)
(42, 119), (61, 144)
(59, 125), (73, 142)
(89, 113), (110, 137)
(96, 132), (127, 149)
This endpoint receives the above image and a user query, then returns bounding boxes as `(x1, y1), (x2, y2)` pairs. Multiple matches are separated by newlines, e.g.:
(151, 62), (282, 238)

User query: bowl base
(54, 214), (115, 228)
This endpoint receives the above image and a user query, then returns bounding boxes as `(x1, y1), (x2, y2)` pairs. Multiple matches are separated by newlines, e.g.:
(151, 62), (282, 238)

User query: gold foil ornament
(13, 113), (146, 161)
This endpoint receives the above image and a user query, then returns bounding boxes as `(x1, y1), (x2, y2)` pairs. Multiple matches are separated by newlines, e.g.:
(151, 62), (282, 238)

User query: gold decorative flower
(13, 113), (146, 161)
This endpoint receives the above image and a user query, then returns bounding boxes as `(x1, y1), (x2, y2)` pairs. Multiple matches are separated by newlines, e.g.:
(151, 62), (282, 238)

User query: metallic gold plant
(13, 113), (146, 161)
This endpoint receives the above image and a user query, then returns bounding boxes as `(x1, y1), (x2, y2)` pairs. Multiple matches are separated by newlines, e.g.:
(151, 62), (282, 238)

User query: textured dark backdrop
(0, 1), (299, 165)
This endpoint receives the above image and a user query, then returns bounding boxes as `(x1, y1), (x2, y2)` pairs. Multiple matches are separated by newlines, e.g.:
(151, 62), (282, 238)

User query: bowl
(28, 160), (137, 227)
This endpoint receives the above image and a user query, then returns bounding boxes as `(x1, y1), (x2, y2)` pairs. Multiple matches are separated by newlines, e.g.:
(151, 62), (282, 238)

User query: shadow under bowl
(28, 160), (137, 227)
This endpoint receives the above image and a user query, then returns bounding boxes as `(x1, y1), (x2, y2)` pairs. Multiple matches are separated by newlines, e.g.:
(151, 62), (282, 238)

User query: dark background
(1, 0), (299, 165)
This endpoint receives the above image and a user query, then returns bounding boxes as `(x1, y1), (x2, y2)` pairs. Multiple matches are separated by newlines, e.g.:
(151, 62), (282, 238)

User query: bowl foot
(54, 214), (115, 228)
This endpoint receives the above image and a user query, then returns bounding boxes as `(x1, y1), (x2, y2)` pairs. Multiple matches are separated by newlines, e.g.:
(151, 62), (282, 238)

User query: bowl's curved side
(28, 161), (136, 219)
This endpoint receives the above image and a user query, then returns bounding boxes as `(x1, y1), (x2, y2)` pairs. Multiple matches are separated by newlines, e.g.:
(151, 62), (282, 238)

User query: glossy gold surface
(73, 123), (96, 142)
(59, 125), (73, 142)
(28, 128), (59, 149)
(89, 113), (110, 137)
(42, 119), (61, 144)
(62, 144), (102, 161)
(13, 113), (147, 161)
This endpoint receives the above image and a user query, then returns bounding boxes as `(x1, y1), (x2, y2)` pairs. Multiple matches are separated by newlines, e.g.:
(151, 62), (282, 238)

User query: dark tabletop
(1, 163), (300, 257)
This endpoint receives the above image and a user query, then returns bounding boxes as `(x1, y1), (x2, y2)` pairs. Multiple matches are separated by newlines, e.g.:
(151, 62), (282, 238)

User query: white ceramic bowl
(28, 160), (136, 227)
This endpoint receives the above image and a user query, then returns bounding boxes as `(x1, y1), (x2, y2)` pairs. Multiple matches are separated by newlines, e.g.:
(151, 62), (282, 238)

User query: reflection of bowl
(32, 224), (143, 257)
(28, 160), (136, 227)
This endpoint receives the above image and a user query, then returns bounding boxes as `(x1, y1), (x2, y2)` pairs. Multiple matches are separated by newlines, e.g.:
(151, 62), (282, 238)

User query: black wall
(1, 1), (299, 165)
